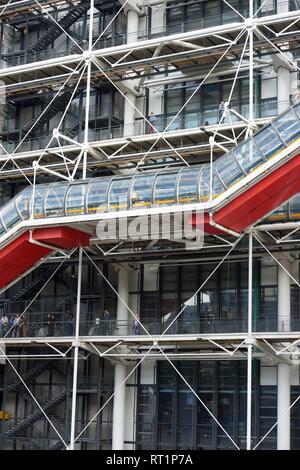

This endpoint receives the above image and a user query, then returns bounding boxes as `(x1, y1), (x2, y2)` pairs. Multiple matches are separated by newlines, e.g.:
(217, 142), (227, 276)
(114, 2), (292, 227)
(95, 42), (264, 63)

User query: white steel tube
(278, 257), (291, 332)
(246, 231), (253, 450)
(69, 246), (83, 450)
(248, 232), (253, 335)
(246, 343), (252, 450)
(277, 362), (291, 449)
(112, 363), (127, 449)
(117, 267), (130, 334)
(249, 0), (254, 134)
(83, 0), (94, 178)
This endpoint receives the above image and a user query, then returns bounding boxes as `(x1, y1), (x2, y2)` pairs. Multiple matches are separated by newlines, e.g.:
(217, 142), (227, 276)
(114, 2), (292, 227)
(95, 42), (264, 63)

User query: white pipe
(117, 267), (130, 335)
(249, 1), (254, 135)
(112, 363), (127, 449)
(246, 343), (252, 450)
(278, 257), (291, 332)
(209, 213), (241, 238)
(246, 230), (253, 450)
(277, 362), (291, 449)
(255, 221), (300, 231)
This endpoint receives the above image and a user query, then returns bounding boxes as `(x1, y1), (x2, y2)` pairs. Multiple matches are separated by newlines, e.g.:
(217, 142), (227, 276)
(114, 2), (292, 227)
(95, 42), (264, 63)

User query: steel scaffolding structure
(0, 0), (300, 451)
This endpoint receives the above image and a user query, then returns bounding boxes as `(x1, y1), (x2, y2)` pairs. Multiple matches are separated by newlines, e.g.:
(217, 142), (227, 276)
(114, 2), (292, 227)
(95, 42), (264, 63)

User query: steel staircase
(28, 2), (90, 54)
(13, 264), (70, 301)
(7, 360), (52, 392)
(22, 91), (73, 136)
(4, 390), (66, 438)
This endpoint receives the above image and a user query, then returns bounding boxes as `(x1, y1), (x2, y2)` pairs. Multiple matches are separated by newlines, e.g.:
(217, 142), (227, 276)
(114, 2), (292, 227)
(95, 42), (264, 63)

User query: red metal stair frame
(0, 227), (89, 288)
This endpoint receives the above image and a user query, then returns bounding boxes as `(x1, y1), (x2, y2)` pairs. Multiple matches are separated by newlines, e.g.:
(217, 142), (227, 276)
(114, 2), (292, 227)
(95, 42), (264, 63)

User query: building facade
(0, 0), (299, 450)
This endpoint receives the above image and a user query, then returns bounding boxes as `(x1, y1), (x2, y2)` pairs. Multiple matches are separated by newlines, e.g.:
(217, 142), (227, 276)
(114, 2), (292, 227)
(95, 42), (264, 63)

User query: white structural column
(277, 65), (291, 113)
(277, 256), (291, 450)
(278, 257), (291, 333)
(246, 232), (253, 450)
(112, 265), (130, 450)
(273, 0), (293, 115)
(123, 8), (139, 137)
(124, 91), (136, 137)
(117, 266), (130, 334)
(112, 363), (127, 450)
(69, 247), (83, 450)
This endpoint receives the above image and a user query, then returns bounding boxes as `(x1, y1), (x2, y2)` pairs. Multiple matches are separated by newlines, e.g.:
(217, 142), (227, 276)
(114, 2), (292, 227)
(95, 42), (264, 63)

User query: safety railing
(0, 315), (299, 339)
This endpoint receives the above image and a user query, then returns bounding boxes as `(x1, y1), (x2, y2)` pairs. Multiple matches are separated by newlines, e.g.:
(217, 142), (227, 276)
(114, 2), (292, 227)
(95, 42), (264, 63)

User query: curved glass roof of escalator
(1, 102), (300, 235)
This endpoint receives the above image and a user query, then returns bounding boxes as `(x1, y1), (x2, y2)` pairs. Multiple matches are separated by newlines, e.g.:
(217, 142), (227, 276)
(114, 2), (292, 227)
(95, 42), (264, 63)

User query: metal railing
(0, 314), (299, 339)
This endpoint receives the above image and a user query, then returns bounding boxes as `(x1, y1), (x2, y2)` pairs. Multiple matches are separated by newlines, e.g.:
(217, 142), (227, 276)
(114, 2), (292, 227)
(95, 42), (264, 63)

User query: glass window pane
(33, 185), (49, 219)
(131, 174), (155, 208)
(293, 103), (300, 120)
(87, 177), (111, 213)
(0, 217), (6, 235)
(1, 200), (21, 229)
(154, 173), (177, 205)
(290, 194), (300, 218)
(254, 125), (284, 159)
(15, 187), (32, 219)
(273, 109), (300, 144)
(108, 178), (131, 211)
(233, 138), (264, 172)
(177, 168), (200, 204)
(215, 154), (243, 187)
(65, 183), (87, 216)
(45, 182), (68, 217)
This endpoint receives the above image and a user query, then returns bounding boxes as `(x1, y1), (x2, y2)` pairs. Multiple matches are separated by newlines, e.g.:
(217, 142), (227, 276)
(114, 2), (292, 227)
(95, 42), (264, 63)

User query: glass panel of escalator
(253, 125), (283, 159)
(273, 108), (300, 144)
(199, 165), (210, 201)
(33, 185), (49, 218)
(293, 103), (300, 121)
(0, 218), (6, 236)
(45, 182), (68, 217)
(211, 167), (226, 196)
(233, 138), (264, 173)
(154, 172), (177, 206)
(214, 153), (243, 187)
(131, 173), (155, 209)
(87, 177), (112, 213)
(267, 203), (287, 221)
(65, 183), (88, 216)
(1, 200), (21, 229)
(290, 194), (300, 219)
(15, 187), (33, 219)
(108, 178), (131, 211)
(177, 168), (200, 204)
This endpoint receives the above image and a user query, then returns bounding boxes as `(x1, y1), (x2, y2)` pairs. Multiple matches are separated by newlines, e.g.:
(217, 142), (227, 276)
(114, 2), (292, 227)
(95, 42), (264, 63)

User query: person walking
(12, 314), (20, 338)
(133, 318), (139, 335)
(20, 314), (28, 337)
(67, 311), (75, 336)
(103, 309), (111, 335)
(47, 313), (55, 336)
(148, 112), (157, 134)
(0, 314), (8, 337)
